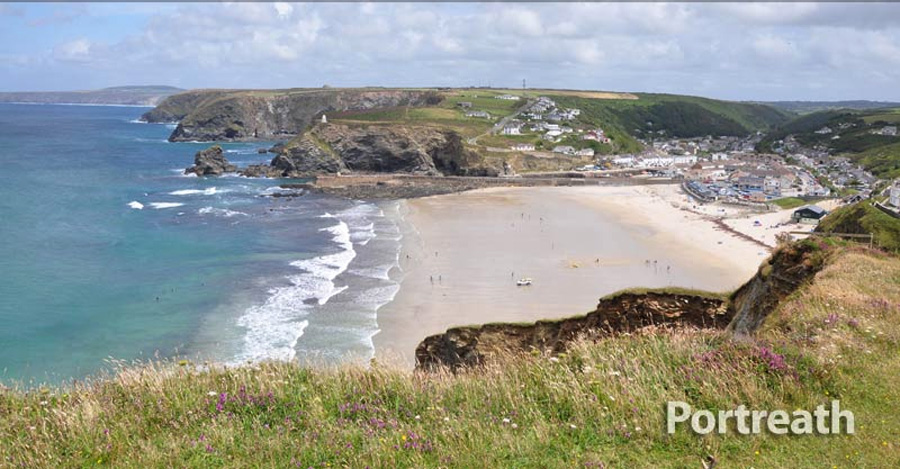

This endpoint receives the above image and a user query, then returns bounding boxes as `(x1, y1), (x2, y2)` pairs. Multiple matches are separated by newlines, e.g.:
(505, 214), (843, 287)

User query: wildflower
(414, 415), (421, 420)
(502, 418), (511, 424)
(207, 391), (217, 397)
(549, 357), (560, 363)
(443, 417), (449, 422)
(608, 371), (620, 377)
(511, 423), (518, 429)
(569, 424), (578, 429)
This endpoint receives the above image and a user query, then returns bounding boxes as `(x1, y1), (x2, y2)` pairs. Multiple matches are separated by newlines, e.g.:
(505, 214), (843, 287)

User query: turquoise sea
(0, 104), (402, 385)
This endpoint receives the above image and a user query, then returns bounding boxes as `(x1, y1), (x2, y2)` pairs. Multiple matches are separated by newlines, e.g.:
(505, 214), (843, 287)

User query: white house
(543, 130), (563, 141)
(576, 148), (595, 157)
(672, 155), (698, 165)
(496, 94), (521, 100)
(552, 145), (576, 155)
(612, 156), (635, 166)
(512, 143), (536, 151)
(502, 125), (522, 136)
(465, 111), (490, 118)
(890, 180), (900, 208)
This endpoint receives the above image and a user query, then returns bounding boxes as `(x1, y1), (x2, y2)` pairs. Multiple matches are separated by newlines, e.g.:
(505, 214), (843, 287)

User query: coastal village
(456, 93), (887, 217)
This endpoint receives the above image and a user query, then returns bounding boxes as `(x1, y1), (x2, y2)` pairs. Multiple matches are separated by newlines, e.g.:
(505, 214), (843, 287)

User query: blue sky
(2, 2), (900, 101)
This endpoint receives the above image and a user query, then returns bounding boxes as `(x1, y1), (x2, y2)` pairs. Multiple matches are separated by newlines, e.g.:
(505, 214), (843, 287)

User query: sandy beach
(374, 184), (798, 365)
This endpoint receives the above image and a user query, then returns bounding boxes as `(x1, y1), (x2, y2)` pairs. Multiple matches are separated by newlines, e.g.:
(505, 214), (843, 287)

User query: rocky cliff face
(142, 89), (441, 142)
(184, 145), (236, 176)
(416, 292), (730, 371)
(416, 241), (829, 371)
(726, 240), (827, 337)
(241, 123), (490, 178)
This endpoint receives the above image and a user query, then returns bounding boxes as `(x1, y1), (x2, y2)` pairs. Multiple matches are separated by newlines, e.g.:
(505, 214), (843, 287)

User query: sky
(1, 2), (899, 101)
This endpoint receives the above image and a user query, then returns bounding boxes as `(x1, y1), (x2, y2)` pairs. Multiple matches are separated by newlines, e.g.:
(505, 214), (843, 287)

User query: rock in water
(184, 145), (237, 176)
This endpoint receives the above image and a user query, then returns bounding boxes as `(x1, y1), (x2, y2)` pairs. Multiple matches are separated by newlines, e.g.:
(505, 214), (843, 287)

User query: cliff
(240, 123), (493, 178)
(416, 291), (729, 371)
(416, 240), (828, 370)
(815, 200), (900, 252)
(142, 88), (442, 141)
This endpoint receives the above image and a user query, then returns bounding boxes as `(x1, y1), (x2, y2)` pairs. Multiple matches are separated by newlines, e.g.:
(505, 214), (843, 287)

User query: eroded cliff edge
(415, 240), (828, 371)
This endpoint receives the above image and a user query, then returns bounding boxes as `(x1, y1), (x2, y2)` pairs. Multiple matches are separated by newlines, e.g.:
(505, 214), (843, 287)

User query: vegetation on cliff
(553, 93), (790, 143)
(816, 201), (900, 252)
(142, 88), (440, 141)
(2, 243), (899, 467)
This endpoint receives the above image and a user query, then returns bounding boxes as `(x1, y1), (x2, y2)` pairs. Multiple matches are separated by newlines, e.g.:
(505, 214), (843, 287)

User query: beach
(374, 184), (781, 365)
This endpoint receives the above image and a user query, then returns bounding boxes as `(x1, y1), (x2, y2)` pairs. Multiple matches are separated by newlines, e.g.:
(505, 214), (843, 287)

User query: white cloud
(53, 39), (95, 63)
(5, 2), (899, 100)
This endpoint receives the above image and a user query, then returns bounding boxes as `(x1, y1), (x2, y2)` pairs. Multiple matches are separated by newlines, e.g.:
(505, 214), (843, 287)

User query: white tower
(321, 114), (327, 124)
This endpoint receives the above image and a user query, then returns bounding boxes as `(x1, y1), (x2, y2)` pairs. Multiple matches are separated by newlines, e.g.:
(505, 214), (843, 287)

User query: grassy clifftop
(2, 244), (899, 467)
(817, 201), (900, 252)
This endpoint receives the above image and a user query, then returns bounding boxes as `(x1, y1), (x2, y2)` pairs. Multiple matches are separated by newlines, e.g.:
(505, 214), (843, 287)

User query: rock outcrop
(415, 241), (829, 371)
(184, 145), (236, 176)
(416, 291), (730, 371)
(142, 89), (442, 142)
(238, 124), (491, 178)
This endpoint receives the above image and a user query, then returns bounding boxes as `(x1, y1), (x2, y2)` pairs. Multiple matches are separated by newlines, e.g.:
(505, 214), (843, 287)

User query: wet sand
(374, 184), (772, 366)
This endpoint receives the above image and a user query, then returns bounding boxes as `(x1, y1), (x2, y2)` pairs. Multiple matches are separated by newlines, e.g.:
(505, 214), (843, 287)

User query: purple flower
(758, 346), (787, 372)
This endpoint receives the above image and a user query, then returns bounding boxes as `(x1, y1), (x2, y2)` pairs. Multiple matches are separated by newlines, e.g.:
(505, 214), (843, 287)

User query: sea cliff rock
(143, 89), (442, 142)
(726, 240), (826, 337)
(184, 145), (236, 176)
(416, 292), (730, 371)
(239, 124), (490, 178)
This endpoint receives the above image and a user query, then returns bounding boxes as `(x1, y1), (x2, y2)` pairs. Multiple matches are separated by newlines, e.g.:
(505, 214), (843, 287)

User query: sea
(0, 103), (403, 385)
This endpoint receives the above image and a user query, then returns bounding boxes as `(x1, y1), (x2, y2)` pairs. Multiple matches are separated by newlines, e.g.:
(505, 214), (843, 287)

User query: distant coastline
(0, 102), (155, 108)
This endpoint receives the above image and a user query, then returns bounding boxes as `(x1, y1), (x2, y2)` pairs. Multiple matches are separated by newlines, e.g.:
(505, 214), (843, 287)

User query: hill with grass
(0, 86), (182, 106)
(816, 200), (900, 252)
(759, 108), (900, 178)
(553, 93), (790, 142)
(2, 240), (898, 467)
(760, 100), (900, 114)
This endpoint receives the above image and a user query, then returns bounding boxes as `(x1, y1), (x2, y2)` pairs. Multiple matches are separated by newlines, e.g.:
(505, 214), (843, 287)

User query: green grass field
(771, 197), (808, 209)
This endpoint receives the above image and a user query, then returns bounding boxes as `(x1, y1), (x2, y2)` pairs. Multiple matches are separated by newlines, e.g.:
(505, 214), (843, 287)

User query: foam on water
(169, 187), (220, 196)
(234, 219), (357, 363)
(198, 206), (248, 218)
(149, 202), (184, 209)
(127, 201), (144, 210)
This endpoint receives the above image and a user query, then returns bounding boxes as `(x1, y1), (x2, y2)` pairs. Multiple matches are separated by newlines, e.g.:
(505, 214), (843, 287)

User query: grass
(817, 201), (900, 252)
(850, 141), (900, 179)
(2, 245), (899, 467)
(771, 197), (808, 209)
